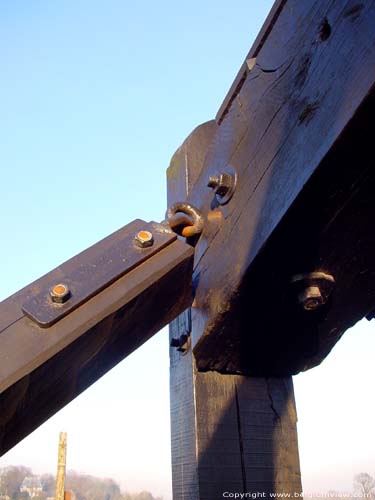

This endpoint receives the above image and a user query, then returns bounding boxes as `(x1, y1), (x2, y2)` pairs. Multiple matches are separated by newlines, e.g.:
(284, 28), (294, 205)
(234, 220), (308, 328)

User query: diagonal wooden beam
(0, 220), (193, 455)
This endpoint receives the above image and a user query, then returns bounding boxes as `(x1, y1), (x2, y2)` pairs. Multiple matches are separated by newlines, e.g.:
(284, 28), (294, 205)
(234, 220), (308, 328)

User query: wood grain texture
(170, 313), (199, 500)
(195, 374), (301, 499)
(167, 0), (375, 375)
(216, 0), (286, 124)
(0, 225), (193, 455)
(169, 121), (216, 500)
(168, 123), (301, 499)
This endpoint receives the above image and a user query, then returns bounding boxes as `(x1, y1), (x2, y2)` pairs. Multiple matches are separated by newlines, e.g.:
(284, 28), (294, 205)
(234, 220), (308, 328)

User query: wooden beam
(167, 0), (375, 375)
(170, 342), (302, 499)
(0, 220), (193, 455)
(168, 122), (302, 499)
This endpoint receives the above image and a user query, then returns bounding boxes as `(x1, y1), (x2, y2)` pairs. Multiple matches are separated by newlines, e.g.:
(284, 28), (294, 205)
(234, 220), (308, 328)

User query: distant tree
(1, 466), (161, 500)
(0, 466), (32, 497)
(13, 492), (30, 500)
(121, 492), (162, 500)
(65, 470), (122, 500)
(354, 473), (375, 499)
(121, 493), (133, 500)
(134, 492), (162, 500)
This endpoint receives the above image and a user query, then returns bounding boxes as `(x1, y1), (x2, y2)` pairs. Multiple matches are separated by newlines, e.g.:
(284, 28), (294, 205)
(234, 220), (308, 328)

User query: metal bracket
(22, 220), (176, 327)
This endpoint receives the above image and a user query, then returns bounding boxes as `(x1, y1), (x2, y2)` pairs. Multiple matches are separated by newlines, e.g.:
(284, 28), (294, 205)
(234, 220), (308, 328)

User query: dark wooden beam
(170, 339), (302, 499)
(168, 122), (302, 499)
(0, 220), (193, 455)
(167, 0), (375, 375)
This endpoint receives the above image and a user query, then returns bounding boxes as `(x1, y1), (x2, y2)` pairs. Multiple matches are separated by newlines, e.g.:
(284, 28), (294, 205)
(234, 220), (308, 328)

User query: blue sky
(0, 2), (374, 499)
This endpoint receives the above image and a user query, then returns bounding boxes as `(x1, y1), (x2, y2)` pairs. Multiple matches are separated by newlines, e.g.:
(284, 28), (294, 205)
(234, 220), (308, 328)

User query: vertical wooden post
(168, 122), (302, 499)
(170, 322), (302, 499)
(55, 431), (67, 500)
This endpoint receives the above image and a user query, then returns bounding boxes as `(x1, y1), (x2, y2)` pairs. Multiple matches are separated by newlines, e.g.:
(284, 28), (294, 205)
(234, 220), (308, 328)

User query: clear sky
(0, 2), (374, 500)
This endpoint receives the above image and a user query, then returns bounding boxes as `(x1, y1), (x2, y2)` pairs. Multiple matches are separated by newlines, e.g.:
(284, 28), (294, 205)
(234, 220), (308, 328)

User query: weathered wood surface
(170, 343), (302, 499)
(195, 374), (301, 499)
(0, 220), (193, 455)
(170, 313), (199, 500)
(169, 123), (301, 499)
(168, 0), (375, 375)
(169, 122), (216, 500)
(55, 432), (67, 500)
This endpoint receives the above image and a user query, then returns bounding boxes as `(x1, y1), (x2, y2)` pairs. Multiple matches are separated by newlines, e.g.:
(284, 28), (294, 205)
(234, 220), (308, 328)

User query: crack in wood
(234, 381), (247, 493)
(266, 378), (282, 424)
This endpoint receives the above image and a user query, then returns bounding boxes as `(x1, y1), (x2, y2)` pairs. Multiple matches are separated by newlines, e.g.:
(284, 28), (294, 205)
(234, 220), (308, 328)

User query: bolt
(298, 286), (324, 311)
(170, 334), (190, 353)
(207, 175), (220, 189)
(135, 230), (154, 248)
(207, 167), (237, 205)
(50, 283), (71, 304)
(291, 271), (335, 311)
(170, 337), (180, 348)
(207, 173), (232, 197)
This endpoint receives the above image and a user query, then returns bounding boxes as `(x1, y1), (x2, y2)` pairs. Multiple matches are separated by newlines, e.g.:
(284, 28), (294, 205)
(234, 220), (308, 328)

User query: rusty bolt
(49, 283), (71, 304)
(135, 230), (154, 248)
(298, 286), (324, 311)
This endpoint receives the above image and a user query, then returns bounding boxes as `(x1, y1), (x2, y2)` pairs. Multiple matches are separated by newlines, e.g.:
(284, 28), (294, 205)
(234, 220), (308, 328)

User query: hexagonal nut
(134, 230), (154, 248)
(298, 286), (324, 311)
(207, 175), (220, 190)
(216, 172), (233, 197)
(207, 172), (233, 197)
(49, 283), (71, 304)
(207, 167), (237, 205)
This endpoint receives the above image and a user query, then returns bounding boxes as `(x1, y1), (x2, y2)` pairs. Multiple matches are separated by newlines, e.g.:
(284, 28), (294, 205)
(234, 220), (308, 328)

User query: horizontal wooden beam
(167, 0), (375, 375)
(0, 220), (193, 455)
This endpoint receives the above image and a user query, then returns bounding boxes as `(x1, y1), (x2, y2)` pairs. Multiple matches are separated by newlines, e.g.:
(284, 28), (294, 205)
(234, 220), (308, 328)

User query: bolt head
(298, 286), (324, 311)
(215, 172), (232, 197)
(207, 175), (220, 189)
(207, 167), (237, 204)
(135, 230), (154, 248)
(170, 338), (180, 348)
(50, 283), (71, 303)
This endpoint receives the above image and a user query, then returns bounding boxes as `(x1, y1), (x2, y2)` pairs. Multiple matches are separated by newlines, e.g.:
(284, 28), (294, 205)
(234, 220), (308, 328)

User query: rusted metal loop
(168, 212), (195, 231)
(167, 202), (204, 238)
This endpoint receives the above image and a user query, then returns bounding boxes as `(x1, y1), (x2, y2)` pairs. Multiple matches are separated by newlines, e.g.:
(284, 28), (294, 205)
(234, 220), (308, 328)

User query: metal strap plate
(22, 220), (176, 327)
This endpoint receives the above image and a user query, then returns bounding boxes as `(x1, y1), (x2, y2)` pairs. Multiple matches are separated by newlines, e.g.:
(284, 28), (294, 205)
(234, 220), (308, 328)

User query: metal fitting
(170, 333), (190, 353)
(135, 230), (154, 248)
(166, 202), (204, 238)
(298, 286), (324, 311)
(207, 166), (237, 205)
(207, 175), (221, 189)
(290, 271), (335, 312)
(49, 283), (71, 304)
